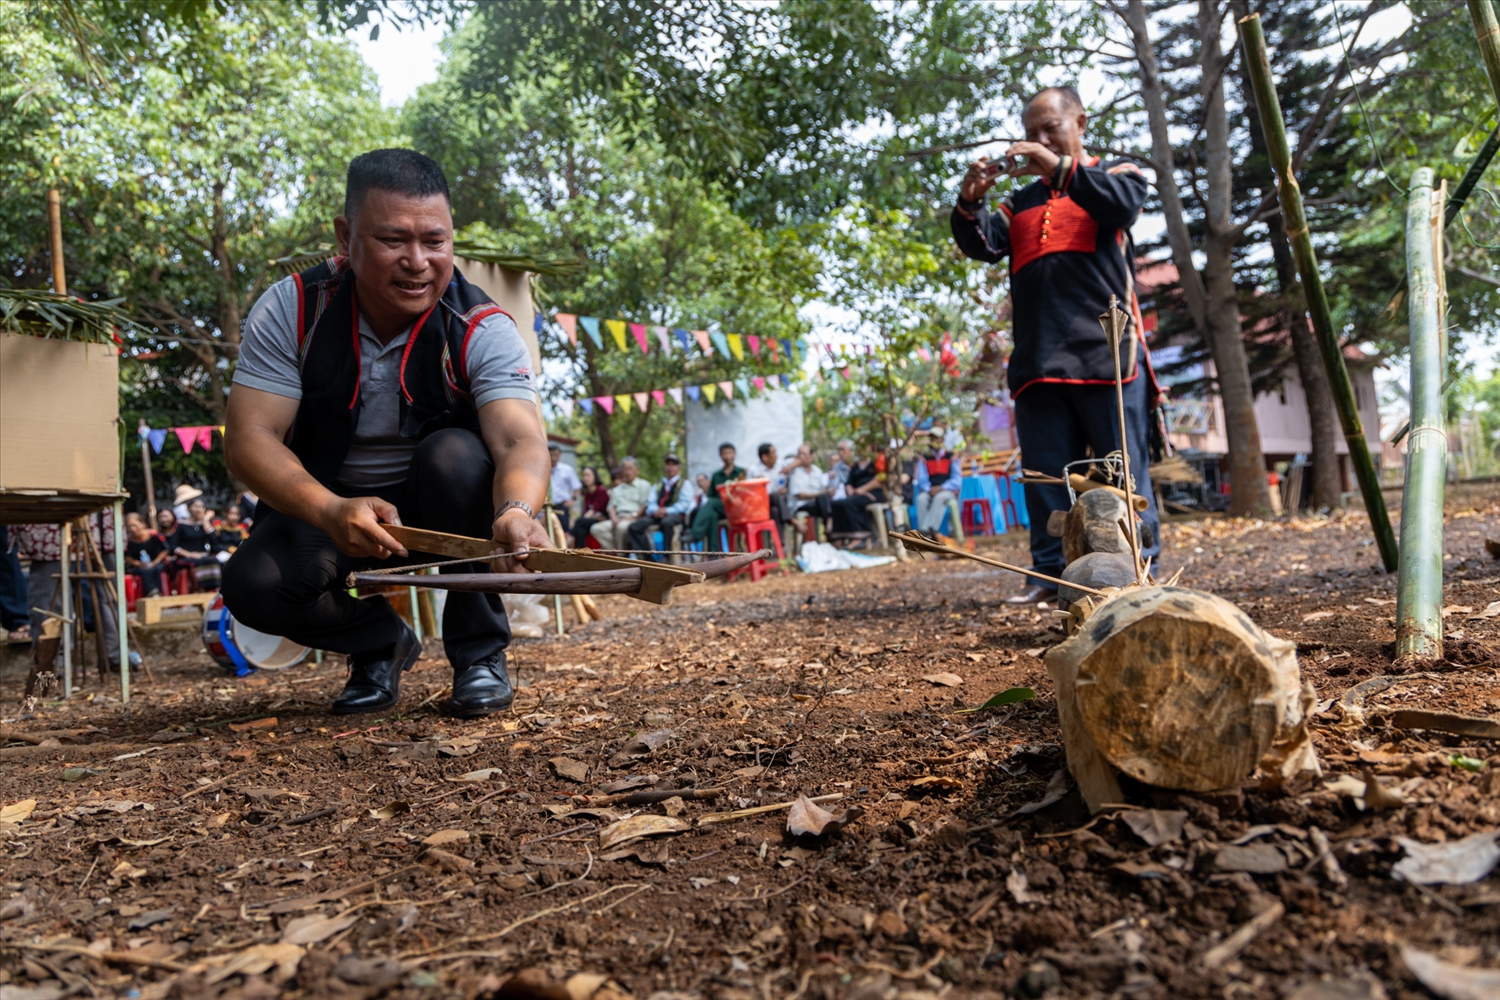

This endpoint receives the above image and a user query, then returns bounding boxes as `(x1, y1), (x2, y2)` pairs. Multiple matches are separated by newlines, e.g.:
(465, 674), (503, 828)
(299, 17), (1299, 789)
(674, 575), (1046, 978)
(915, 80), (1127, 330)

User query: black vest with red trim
(289, 256), (510, 487)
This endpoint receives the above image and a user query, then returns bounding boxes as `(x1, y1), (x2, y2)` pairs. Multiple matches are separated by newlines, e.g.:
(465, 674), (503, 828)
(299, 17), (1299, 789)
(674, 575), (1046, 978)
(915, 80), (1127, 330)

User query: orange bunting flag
(692, 329), (712, 355)
(556, 313), (578, 345)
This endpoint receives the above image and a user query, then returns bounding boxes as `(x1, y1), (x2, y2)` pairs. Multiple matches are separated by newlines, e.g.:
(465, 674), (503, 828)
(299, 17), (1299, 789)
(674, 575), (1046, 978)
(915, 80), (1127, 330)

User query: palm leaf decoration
(0, 288), (144, 344)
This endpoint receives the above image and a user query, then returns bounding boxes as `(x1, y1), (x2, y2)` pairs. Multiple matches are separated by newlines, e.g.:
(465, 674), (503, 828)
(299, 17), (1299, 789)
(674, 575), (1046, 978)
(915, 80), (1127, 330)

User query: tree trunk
(584, 340), (618, 471)
(1200, 0), (1271, 515)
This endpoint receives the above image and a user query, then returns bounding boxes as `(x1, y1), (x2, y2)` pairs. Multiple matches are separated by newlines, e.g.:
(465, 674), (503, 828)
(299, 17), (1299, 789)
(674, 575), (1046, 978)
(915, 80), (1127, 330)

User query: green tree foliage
(1, 2), (394, 504)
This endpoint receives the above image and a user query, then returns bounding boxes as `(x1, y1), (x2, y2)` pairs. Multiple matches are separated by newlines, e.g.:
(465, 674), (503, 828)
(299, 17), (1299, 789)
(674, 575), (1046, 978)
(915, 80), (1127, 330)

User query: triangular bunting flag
(685, 385), (701, 402)
(767, 338), (780, 361)
(702, 383), (717, 402)
(652, 326), (672, 353)
(580, 316), (602, 348)
(779, 374), (791, 388)
(196, 426), (214, 450)
(752, 376), (766, 392)
(668, 387), (683, 405)
(651, 390), (665, 407)
(558, 399), (575, 417)
(718, 379), (734, 398)
(710, 331), (731, 359)
(615, 393), (632, 414)
(693, 329), (712, 355)
(557, 313), (578, 345)
(633, 391), (649, 411)
(579, 398), (595, 415)
(898, 357), (908, 369)
(727, 334), (744, 361)
(734, 377), (750, 398)
(747, 335), (760, 357)
(597, 395), (615, 414)
(175, 427), (197, 453)
(605, 320), (627, 351)
(674, 328), (692, 352)
(841, 366), (851, 379)
(917, 346), (932, 361)
(533, 313), (545, 333)
(148, 429), (167, 454)
(629, 322), (649, 353)
(782, 339), (794, 359)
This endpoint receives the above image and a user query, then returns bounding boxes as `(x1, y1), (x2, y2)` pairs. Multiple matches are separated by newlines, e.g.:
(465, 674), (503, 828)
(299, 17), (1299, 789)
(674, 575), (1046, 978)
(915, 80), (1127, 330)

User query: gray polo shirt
(233, 275), (536, 490)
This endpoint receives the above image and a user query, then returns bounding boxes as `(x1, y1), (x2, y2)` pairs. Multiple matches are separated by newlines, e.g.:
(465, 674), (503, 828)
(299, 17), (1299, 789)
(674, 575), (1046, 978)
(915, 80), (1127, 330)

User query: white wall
(684, 389), (804, 478)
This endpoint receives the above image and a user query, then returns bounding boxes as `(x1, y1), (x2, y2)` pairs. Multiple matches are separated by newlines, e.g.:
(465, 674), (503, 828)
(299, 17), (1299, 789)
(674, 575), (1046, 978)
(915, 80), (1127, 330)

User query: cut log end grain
(1047, 586), (1318, 811)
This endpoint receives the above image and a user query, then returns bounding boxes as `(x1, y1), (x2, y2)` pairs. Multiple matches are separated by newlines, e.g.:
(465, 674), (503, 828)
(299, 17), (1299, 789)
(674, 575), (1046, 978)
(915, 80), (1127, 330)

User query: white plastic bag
(501, 593), (552, 638)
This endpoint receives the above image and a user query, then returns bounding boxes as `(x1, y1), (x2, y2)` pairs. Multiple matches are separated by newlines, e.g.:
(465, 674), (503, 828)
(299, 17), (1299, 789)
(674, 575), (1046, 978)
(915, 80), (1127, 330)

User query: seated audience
(830, 439), (886, 537)
(627, 454), (696, 554)
(123, 513), (168, 597)
(178, 498), (221, 589)
(548, 443), (582, 532)
(914, 448), (964, 534)
(212, 504), (251, 557)
(748, 442), (795, 525)
(786, 444), (832, 537)
(688, 443), (745, 542)
(591, 456), (652, 550)
(569, 467), (611, 547)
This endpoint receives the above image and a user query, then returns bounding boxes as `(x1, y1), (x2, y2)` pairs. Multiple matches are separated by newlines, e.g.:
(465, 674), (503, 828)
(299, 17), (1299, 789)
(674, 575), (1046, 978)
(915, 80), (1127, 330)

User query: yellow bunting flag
(703, 383), (718, 402)
(727, 334), (744, 361)
(605, 319), (627, 351)
(615, 393), (632, 413)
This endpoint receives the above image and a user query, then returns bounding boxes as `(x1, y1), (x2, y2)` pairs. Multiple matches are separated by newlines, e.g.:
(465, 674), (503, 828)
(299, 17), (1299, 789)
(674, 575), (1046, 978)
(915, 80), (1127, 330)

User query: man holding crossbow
(222, 149), (551, 718)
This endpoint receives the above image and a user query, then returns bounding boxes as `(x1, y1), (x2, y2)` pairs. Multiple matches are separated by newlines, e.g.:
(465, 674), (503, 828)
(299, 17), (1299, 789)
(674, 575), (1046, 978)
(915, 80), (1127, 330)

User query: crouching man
(222, 149), (551, 718)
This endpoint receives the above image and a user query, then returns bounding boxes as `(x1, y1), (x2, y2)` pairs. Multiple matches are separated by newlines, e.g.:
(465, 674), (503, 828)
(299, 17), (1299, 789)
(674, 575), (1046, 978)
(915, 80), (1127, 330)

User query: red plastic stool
(171, 568), (193, 595)
(961, 498), (996, 537)
(726, 519), (785, 582)
(124, 574), (141, 612)
(584, 535), (602, 550)
(995, 474), (1021, 530)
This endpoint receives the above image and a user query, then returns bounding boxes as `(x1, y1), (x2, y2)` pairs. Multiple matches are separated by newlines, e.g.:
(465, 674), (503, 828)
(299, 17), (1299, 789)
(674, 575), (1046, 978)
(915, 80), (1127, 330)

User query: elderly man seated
(786, 444), (832, 538)
(591, 456), (651, 550)
(626, 454), (696, 555)
(914, 449), (964, 534)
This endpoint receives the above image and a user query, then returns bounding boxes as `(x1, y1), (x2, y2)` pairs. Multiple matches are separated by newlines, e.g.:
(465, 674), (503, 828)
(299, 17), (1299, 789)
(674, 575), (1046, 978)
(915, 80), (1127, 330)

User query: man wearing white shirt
(591, 457), (652, 550)
(750, 442), (796, 525)
(547, 444), (582, 531)
(626, 454), (696, 553)
(786, 444), (833, 535)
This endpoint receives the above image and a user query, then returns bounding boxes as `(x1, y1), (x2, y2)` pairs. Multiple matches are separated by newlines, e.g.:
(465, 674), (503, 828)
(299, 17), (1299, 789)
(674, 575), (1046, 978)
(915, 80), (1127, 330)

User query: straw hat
(173, 484), (203, 506)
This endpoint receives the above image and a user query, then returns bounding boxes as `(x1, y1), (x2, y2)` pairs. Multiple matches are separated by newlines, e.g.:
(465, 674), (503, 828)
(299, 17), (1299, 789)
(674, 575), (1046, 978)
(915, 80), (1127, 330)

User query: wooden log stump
(1046, 586), (1318, 812)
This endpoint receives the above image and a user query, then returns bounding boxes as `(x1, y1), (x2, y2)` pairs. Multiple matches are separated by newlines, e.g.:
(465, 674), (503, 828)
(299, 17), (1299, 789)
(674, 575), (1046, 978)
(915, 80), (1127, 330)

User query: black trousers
(626, 514), (685, 553)
(222, 428), (511, 673)
(1014, 378), (1162, 582)
(831, 491), (884, 534)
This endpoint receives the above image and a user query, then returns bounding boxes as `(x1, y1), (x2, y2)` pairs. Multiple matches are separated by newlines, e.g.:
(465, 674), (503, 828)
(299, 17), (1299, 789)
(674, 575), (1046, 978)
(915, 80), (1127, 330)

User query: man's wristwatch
(493, 500), (536, 522)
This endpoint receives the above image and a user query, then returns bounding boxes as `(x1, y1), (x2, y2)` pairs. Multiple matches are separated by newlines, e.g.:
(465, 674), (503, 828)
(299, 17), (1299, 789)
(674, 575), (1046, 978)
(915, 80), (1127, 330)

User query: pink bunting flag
(718, 380), (734, 399)
(752, 376), (766, 392)
(175, 427), (198, 453)
(651, 390), (665, 407)
(692, 330), (712, 355)
(747, 335), (761, 357)
(632, 391), (649, 411)
(652, 326), (672, 353)
(196, 426), (214, 451)
(596, 396), (615, 415)
(667, 387), (683, 406)
(917, 346), (932, 362)
(629, 323), (650, 353)
(557, 313), (578, 345)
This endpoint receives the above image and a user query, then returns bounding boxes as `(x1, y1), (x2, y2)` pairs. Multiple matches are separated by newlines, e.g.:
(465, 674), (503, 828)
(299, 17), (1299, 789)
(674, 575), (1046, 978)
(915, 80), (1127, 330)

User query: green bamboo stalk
(1238, 14), (1399, 572)
(1397, 167), (1445, 662)
(1444, 125), (1499, 229)
(1470, 0), (1500, 107)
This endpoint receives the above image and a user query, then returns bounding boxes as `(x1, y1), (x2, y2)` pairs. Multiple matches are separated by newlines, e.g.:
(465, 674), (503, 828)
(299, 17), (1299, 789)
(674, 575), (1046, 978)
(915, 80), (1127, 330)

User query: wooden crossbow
(346, 525), (772, 606)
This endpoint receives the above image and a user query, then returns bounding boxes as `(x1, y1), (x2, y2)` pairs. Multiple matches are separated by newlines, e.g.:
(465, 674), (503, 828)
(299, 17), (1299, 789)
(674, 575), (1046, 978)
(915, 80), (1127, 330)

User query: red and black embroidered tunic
(951, 156), (1155, 399)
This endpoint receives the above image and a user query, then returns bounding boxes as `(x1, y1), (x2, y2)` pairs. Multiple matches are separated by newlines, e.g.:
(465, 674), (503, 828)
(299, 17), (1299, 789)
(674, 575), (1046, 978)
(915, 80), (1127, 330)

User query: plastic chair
(995, 473), (1021, 531)
(962, 498), (996, 537)
(124, 574), (141, 613)
(726, 519), (785, 582)
(170, 567), (193, 595)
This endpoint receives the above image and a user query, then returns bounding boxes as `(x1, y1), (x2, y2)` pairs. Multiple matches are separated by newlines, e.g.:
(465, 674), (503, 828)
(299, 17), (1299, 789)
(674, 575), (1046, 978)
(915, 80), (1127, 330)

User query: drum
(202, 595), (310, 676)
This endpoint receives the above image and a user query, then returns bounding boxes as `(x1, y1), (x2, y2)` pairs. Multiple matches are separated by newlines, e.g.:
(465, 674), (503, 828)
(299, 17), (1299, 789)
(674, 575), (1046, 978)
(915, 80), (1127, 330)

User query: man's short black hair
(757, 442), (774, 460)
(1025, 85), (1084, 114)
(344, 148), (451, 218)
(548, 443), (561, 452)
(719, 442), (736, 453)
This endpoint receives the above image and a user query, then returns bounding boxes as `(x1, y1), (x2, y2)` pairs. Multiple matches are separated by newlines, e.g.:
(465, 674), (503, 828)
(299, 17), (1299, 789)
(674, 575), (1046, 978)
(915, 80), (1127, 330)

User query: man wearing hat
(172, 484), (204, 522)
(221, 148), (551, 718)
(625, 454), (696, 555)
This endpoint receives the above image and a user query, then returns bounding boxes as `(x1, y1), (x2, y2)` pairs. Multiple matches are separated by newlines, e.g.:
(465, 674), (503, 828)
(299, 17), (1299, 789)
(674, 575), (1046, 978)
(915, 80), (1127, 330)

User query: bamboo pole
(1470, 0), (1500, 107)
(1444, 126), (1499, 229)
(138, 419), (158, 523)
(1239, 13), (1399, 572)
(46, 188), (66, 295)
(60, 522), (73, 698)
(113, 502), (130, 704)
(1397, 167), (1445, 662)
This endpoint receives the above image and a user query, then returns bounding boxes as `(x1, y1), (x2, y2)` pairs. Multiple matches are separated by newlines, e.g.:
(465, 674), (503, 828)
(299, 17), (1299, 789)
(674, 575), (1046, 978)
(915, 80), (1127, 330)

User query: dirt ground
(3, 485), (1500, 1000)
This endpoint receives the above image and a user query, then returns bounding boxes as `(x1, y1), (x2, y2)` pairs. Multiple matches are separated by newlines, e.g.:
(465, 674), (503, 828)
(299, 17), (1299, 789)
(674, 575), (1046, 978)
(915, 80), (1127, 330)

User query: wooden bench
(137, 591), (216, 625)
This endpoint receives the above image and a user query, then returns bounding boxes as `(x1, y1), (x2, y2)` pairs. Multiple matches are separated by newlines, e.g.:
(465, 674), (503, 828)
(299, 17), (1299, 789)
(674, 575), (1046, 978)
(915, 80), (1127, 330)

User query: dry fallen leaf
(1213, 843), (1288, 874)
(786, 795), (864, 837)
(228, 717), (278, 733)
(1122, 809), (1188, 847)
(598, 813), (691, 850)
(565, 972), (612, 1000)
(1393, 830), (1500, 885)
(908, 775), (963, 795)
(549, 757), (590, 783)
(1469, 601), (1500, 620)
(1301, 610), (1336, 622)
(437, 736), (481, 757)
(1010, 769), (1070, 816)
(0, 799), (37, 825)
(1441, 605), (1474, 618)
(280, 912), (358, 946)
(921, 672), (964, 687)
(206, 942), (304, 985)
(421, 848), (474, 872)
(1400, 945), (1500, 1000)
(1007, 868), (1040, 903)
(369, 801), (410, 821)
(422, 829), (472, 846)
(446, 768), (503, 783)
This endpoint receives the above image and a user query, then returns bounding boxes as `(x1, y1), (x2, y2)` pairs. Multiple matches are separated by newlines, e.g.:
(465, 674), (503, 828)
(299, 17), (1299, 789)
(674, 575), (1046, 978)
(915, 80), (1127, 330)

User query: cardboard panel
(0, 333), (120, 494)
(452, 260), (539, 390)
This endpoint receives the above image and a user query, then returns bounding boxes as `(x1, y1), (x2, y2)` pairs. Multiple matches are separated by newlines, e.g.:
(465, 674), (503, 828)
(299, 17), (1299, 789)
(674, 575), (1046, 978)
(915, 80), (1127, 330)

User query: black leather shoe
(331, 623), (421, 714)
(1002, 583), (1058, 606)
(443, 656), (514, 718)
